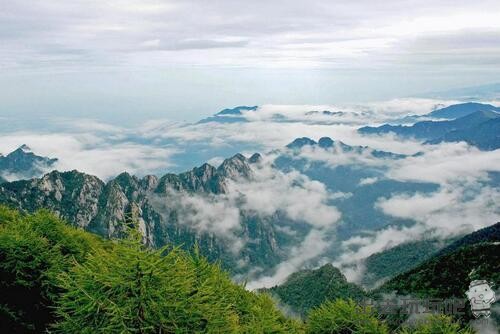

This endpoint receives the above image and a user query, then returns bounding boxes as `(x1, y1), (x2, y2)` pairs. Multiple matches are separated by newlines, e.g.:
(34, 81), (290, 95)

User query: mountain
(0, 153), (302, 275)
(426, 102), (500, 120)
(358, 110), (500, 146)
(361, 239), (451, 288)
(377, 222), (500, 299)
(436, 222), (500, 257)
(263, 264), (366, 315)
(426, 117), (500, 150)
(0, 145), (58, 181)
(197, 106), (257, 123)
(285, 136), (406, 159)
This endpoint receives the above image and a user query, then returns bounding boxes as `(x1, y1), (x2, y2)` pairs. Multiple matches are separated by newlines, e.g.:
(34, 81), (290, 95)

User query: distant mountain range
(286, 136), (407, 159)
(359, 106), (500, 150)
(425, 102), (500, 119)
(276, 137), (437, 240)
(197, 106), (257, 123)
(0, 145), (57, 181)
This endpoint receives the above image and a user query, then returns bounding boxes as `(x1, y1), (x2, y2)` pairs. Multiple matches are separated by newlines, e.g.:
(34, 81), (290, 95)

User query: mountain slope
(426, 117), (500, 150)
(377, 222), (500, 298)
(361, 239), (451, 288)
(358, 110), (500, 145)
(426, 102), (500, 119)
(264, 264), (366, 315)
(436, 222), (500, 257)
(0, 145), (58, 180)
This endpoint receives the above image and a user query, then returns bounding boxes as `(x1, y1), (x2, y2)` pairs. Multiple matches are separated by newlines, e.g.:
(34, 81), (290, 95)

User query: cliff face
(0, 153), (289, 274)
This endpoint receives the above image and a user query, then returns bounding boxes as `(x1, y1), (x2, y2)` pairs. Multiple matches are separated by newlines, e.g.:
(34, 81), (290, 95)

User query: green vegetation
(362, 239), (449, 288)
(0, 206), (300, 333)
(0, 206), (103, 333)
(0, 205), (480, 333)
(399, 315), (475, 334)
(265, 264), (366, 316)
(306, 299), (389, 334)
(378, 243), (500, 299)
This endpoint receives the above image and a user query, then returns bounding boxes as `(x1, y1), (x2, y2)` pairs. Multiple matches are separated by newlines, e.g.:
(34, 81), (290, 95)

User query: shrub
(399, 315), (475, 334)
(306, 299), (389, 334)
(0, 206), (101, 333)
(53, 232), (300, 333)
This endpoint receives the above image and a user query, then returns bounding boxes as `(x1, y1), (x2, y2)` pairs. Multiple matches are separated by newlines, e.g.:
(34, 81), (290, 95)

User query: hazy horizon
(2, 1), (500, 123)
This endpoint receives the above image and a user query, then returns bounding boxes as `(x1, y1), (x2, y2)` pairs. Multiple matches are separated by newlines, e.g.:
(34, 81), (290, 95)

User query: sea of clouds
(1, 98), (499, 288)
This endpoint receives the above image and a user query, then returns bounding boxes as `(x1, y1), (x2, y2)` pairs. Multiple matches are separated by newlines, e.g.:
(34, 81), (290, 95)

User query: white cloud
(334, 141), (500, 282)
(0, 131), (177, 180)
(149, 158), (341, 263)
(359, 177), (379, 186)
(387, 142), (500, 184)
(247, 229), (331, 289)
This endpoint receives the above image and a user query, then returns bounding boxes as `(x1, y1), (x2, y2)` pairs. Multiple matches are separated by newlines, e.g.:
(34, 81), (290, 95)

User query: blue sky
(1, 0), (500, 123)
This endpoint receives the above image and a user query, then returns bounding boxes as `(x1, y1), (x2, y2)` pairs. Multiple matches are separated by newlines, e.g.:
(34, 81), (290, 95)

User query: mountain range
(359, 104), (500, 150)
(0, 135), (458, 278)
(0, 153), (304, 275)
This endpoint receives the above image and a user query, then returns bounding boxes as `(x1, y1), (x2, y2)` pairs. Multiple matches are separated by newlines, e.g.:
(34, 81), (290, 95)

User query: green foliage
(399, 315), (475, 334)
(378, 243), (500, 299)
(266, 264), (366, 316)
(362, 239), (448, 288)
(306, 299), (389, 334)
(53, 229), (300, 333)
(0, 206), (101, 333)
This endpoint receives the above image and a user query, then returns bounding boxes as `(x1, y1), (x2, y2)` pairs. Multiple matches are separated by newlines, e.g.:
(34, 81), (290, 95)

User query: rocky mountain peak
(286, 137), (317, 149)
(0, 145), (58, 180)
(249, 153), (263, 164)
(318, 137), (334, 148)
(217, 153), (252, 180)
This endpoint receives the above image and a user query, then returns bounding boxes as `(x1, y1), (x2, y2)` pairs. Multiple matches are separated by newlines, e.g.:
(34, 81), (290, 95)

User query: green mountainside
(378, 223), (500, 299)
(361, 238), (452, 288)
(264, 264), (367, 316)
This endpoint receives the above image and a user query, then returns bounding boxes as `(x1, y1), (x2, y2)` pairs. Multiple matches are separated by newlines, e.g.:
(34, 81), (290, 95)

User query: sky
(1, 0), (500, 123)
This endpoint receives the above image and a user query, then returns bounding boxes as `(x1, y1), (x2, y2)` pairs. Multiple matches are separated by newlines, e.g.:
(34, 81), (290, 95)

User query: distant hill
(263, 263), (366, 316)
(426, 117), (500, 150)
(426, 102), (499, 119)
(197, 106), (257, 123)
(0, 145), (58, 181)
(359, 110), (500, 150)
